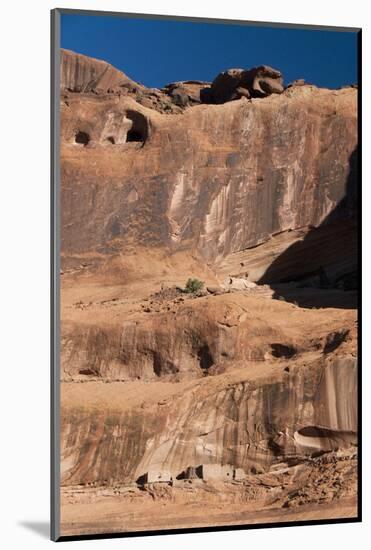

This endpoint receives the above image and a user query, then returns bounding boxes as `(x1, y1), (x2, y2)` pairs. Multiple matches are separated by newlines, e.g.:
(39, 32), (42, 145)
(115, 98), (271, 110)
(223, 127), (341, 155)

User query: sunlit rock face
(61, 293), (355, 382)
(60, 65), (357, 282)
(61, 355), (357, 485)
(60, 48), (139, 93)
(59, 51), (358, 512)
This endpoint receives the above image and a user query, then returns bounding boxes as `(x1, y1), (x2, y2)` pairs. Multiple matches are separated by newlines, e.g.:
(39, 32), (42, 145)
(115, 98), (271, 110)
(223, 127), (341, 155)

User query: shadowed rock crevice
(153, 352), (179, 377)
(323, 330), (349, 354)
(78, 367), (98, 376)
(270, 344), (296, 359)
(294, 426), (357, 452)
(197, 344), (214, 370)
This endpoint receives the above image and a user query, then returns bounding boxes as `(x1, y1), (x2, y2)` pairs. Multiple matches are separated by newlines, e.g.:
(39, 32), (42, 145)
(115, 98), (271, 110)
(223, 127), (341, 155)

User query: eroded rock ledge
(61, 353), (357, 486)
(61, 49), (288, 112)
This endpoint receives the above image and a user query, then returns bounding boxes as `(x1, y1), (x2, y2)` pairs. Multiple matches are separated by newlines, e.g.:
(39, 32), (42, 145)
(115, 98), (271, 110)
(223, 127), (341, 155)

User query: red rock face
(60, 48), (139, 93)
(60, 71), (357, 283)
(58, 51), (358, 534)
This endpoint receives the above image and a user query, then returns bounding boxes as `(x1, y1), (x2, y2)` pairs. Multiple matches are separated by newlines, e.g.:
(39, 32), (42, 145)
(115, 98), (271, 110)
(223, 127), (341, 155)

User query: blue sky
(61, 13), (358, 89)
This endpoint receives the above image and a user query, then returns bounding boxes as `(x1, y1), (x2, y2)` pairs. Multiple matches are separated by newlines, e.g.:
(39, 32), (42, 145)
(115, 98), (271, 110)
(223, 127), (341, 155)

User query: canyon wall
(61, 355), (357, 485)
(59, 51), (358, 496)
(60, 51), (357, 284)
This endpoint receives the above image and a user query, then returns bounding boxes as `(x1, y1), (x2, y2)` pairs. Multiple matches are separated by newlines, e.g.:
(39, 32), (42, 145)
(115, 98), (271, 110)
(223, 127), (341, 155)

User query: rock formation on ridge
(209, 65), (285, 103)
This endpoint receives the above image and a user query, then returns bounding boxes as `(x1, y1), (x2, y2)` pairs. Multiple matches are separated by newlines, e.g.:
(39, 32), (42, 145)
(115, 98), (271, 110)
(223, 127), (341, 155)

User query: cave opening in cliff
(75, 131), (90, 146)
(126, 129), (144, 142)
(105, 136), (115, 145)
(197, 344), (214, 370)
(271, 343), (296, 359)
(125, 110), (148, 144)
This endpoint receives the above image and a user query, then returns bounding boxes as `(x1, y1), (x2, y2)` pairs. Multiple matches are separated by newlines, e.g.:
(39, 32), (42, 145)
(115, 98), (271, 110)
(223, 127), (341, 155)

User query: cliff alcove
(74, 130), (90, 146)
(197, 344), (214, 370)
(125, 110), (148, 144)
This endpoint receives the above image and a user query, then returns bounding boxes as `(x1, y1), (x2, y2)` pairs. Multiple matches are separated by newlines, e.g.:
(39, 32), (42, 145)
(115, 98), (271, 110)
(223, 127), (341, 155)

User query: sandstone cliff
(61, 48), (139, 93)
(59, 50), (358, 534)
(60, 62), (357, 284)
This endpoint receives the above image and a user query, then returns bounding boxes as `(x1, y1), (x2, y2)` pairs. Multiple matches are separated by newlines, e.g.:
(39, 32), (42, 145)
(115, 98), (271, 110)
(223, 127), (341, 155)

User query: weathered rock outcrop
(209, 65), (284, 103)
(60, 51), (284, 109)
(60, 49), (185, 113)
(60, 48), (140, 94)
(61, 293), (356, 381)
(162, 80), (211, 106)
(61, 354), (357, 485)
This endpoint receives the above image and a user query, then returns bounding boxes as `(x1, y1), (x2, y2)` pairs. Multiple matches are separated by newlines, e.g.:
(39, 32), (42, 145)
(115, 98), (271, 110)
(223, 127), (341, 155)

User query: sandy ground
(60, 496), (357, 536)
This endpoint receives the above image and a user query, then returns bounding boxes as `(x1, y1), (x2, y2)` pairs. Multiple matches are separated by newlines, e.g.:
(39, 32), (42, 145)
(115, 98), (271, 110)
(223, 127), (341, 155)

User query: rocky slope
(59, 50), (358, 534)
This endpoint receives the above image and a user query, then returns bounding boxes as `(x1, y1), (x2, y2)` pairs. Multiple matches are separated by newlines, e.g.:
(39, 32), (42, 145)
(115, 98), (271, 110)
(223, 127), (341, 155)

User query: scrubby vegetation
(184, 278), (204, 294)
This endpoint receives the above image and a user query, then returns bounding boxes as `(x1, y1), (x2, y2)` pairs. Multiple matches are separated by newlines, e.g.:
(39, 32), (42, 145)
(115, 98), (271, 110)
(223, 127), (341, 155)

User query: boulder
(206, 286), (223, 295)
(222, 277), (257, 291)
(169, 87), (189, 107)
(287, 78), (306, 88)
(163, 81), (211, 105)
(209, 65), (284, 104)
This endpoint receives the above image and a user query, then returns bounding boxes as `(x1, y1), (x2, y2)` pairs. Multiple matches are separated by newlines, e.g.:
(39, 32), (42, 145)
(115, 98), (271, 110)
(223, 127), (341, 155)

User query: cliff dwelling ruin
(139, 464), (244, 485)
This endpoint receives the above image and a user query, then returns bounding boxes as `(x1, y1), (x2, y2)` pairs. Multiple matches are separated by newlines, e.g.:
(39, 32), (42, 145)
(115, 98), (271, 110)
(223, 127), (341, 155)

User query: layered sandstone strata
(59, 50), (358, 534)
(60, 62), (357, 283)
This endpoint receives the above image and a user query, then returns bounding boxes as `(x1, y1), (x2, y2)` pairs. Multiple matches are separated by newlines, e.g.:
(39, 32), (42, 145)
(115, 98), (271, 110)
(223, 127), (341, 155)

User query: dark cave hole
(136, 474), (147, 486)
(124, 110), (149, 145)
(271, 343), (296, 359)
(197, 345), (214, 370)
(105, 136), (115, 144)
(75, 131), (90, 146)
(79, 368), (97, 376)
(126, 129), (144, 142)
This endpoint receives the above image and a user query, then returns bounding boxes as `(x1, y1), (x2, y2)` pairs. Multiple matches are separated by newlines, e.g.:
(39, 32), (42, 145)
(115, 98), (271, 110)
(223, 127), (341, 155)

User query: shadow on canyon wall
(258, 148), (358, 309)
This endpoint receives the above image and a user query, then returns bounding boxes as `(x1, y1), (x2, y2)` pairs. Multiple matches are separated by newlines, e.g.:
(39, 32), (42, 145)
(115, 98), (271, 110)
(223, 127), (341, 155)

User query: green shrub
(184, 278), (204, 294)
